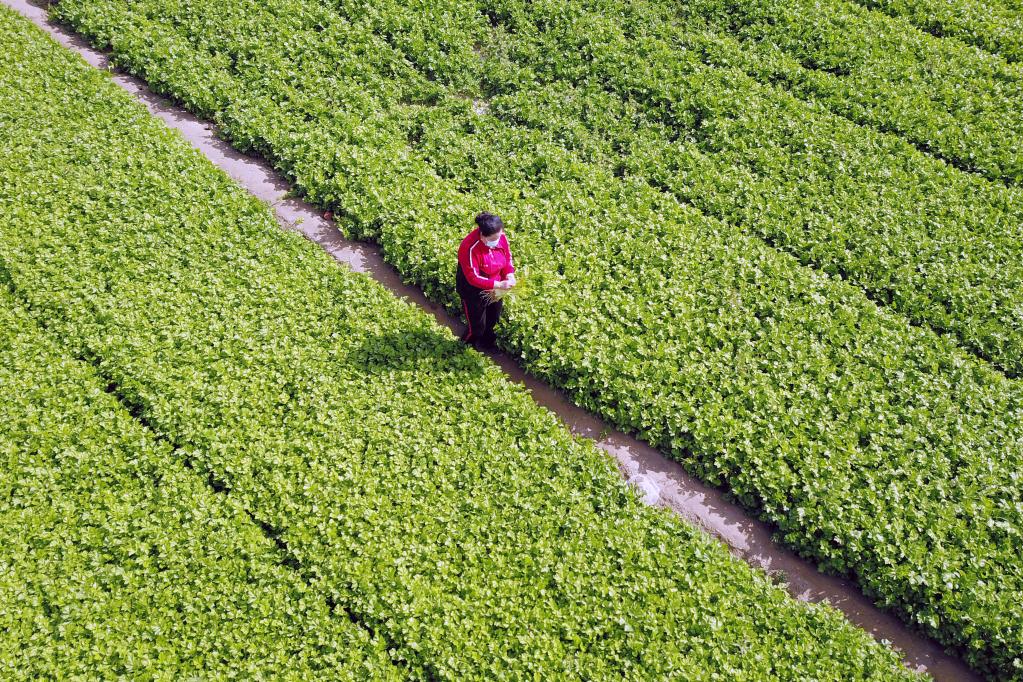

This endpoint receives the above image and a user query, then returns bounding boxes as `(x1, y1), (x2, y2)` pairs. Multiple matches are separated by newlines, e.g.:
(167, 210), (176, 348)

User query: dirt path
(3, 1), (981, 678)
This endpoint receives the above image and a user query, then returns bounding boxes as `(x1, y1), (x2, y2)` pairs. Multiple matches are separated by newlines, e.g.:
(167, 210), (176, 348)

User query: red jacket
(458, 227), (515, 290)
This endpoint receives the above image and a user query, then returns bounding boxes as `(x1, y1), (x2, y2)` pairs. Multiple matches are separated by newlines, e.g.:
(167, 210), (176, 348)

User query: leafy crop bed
(680, 0), (1023, 185)
(853, 0), (1023, 65)
(0, 289), (400, 680)
(0, 7), (922, 679)
(54, 0), (1023, 377)
(476, 0), (1023, 373)
(41, 0), (1023, 676)
(467, 0), (1023, 375)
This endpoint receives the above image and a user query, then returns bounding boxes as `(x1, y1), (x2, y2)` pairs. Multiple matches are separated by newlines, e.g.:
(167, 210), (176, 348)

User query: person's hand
(493, 280), (510, 290)
(506, 273), (517, 286)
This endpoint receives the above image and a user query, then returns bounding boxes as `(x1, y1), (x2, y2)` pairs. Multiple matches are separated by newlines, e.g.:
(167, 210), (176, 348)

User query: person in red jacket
(456, 212), (516, 348)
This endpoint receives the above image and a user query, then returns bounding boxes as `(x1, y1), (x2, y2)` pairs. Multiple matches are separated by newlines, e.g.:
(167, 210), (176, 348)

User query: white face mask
(483, 236), (500, 248)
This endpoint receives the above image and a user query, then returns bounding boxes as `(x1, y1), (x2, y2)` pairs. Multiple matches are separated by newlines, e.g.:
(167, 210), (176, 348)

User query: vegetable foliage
(42, 0), (1023, 676)
(0, 289), (401, 680)
(0, 7), (922, 680)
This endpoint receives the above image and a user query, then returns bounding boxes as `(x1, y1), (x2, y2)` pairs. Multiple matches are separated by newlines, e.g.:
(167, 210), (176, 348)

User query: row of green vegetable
(677, 0), (1023, 185)
(852, 0), (1023, 65)
(347, 0), (1023, 189)
(59, 0), (1023, 376)
(43, 0), (1023, 676)
(0, 287), (401, 680)
(465, 0), (1023, 376)
(0, 7), (919, 679)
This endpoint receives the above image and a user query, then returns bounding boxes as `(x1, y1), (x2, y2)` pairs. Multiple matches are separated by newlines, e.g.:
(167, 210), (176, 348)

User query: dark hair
(475, 212), (504, 237)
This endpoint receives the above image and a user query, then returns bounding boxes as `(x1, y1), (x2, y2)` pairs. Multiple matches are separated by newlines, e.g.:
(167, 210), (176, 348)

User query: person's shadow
(342, 324), (487, 378)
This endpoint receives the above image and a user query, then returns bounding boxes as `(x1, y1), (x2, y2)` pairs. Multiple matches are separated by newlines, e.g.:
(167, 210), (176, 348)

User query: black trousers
(456, 266), (503, 346)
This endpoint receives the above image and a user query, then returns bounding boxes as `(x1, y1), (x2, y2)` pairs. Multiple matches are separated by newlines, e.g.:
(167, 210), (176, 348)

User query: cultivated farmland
(0, 6), (924, 679)
(1, 0), (1021, 678)
(42, 0), (1023, 676)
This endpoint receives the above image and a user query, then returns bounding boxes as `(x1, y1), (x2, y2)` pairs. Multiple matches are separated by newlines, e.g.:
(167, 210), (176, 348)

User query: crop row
(363, 0), (1023, 190)
(674, 0), (1023, 185)
(0, 290), (400, 680)
(66, 0), (1023, 377)
(0, 8), (918, 680)
(230, 0), (1023, 376)
(470, 0), (1023, 376)
(853, 0), (1023, 64)
(60, 0), (1023, 369)
(43, 0), (1023, 677)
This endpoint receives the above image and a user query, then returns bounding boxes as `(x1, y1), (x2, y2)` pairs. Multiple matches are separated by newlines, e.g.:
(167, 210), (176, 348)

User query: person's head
(476, 212), (504, 244)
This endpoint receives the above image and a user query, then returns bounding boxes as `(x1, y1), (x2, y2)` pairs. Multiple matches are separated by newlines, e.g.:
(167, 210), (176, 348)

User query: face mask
(484, 236), (500, 248)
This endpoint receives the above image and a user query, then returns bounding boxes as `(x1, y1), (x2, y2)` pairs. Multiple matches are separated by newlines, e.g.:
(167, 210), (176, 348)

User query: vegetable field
(35, 0), (1023, 677)
(0, 6), (925, 679)
(0, 290), (402, 681)
(3, 0), (1023, 675)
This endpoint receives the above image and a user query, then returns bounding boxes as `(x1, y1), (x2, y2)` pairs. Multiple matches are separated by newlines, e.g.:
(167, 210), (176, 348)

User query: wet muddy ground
(4, 1), (981, 678)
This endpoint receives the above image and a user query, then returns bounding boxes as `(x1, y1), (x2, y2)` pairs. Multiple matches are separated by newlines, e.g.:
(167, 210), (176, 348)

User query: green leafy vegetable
(39, 0), (1023, 677)
(0, 6), (923, 680)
